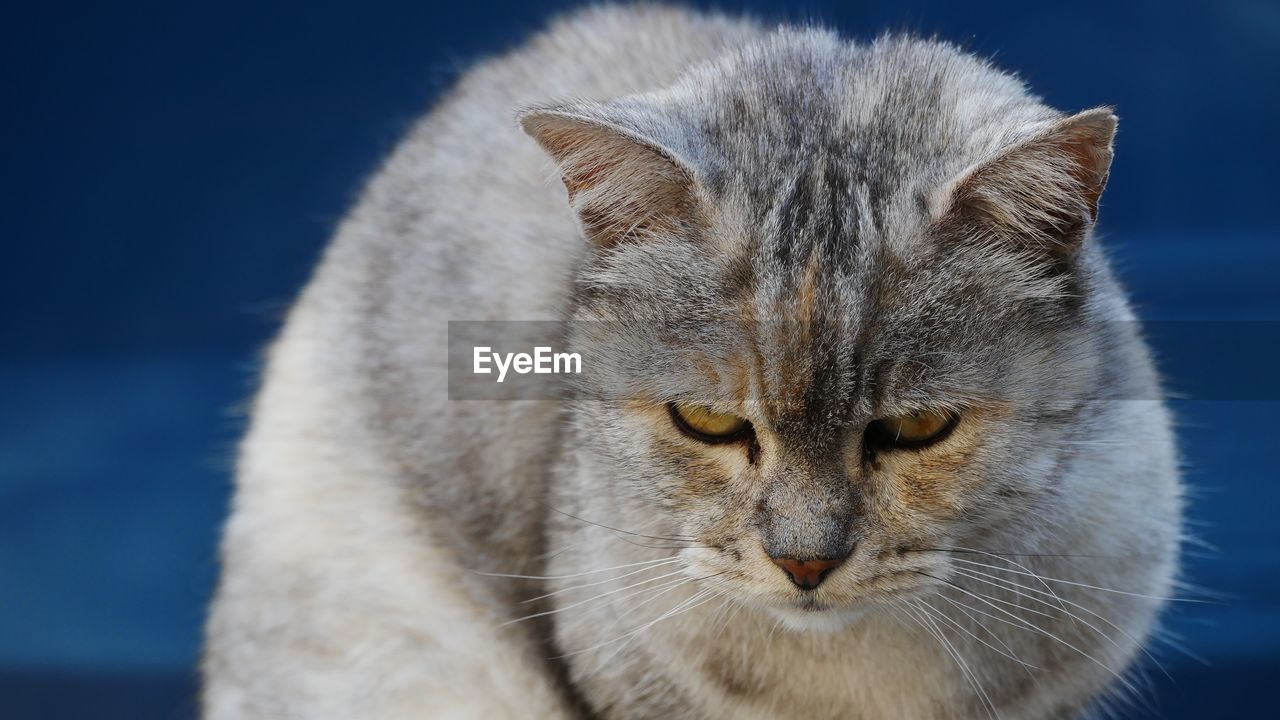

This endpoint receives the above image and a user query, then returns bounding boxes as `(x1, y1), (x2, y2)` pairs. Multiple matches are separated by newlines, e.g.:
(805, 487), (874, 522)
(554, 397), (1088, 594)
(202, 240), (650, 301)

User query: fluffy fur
(203, 5), (1182, 719)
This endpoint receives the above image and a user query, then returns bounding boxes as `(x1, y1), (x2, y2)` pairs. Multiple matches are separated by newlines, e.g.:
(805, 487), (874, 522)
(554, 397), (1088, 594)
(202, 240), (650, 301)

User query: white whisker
(905, 600), (999, 720)
(947, 556), (1205, 603)
(521, 558), (683, 603)
(932, 593), (1039, 680)
(920, 572), (1141, 697)
(945, 547), (1072, 613)
(568, 578), (698, 681)
(919, 597), (1042, 671)
(564, 587), (720, 661)
(949, 564), (1171, 680)
(497, 567), (690, 628)
(474, 555), (678, 582)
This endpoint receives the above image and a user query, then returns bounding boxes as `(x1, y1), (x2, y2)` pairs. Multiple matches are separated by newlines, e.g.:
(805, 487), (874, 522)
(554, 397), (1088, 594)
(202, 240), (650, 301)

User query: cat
(202, 4), (1183, 718)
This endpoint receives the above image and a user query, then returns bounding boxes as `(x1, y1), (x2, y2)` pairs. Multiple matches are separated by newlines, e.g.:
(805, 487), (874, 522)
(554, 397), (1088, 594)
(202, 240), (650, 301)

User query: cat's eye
(668, 403), (751, 443)
(865, 408), (958, 450)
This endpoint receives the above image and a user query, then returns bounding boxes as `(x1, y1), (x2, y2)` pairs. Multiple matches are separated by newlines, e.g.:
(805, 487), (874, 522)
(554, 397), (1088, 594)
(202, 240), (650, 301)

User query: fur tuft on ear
(519, 106), (702, 246)
(935, 108), (1117, 258)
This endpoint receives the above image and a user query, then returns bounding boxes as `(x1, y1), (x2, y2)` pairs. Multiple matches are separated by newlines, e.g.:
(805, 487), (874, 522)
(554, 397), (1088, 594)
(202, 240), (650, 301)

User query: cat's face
(525, 37), (1116, 628)
(566, 208), (1101, 628)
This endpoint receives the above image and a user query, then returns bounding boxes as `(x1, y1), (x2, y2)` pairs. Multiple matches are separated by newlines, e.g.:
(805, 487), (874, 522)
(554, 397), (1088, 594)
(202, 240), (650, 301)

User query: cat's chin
(766, 604), (868, 633)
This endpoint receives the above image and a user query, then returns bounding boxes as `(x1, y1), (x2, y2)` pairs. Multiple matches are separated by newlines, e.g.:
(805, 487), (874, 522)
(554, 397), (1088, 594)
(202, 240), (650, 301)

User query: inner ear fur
(935, 108), (1118, 258)
(520, 107), (703, 247)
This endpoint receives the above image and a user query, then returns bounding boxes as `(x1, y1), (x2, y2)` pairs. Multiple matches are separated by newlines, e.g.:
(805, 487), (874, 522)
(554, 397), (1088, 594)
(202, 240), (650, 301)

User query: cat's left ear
(519, 103), (705, 247)
(933, 108), (1117, 258)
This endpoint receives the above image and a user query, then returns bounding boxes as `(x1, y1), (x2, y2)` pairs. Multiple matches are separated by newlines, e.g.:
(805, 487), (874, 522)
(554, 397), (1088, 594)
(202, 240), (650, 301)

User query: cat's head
(522, 35), (1118, 629)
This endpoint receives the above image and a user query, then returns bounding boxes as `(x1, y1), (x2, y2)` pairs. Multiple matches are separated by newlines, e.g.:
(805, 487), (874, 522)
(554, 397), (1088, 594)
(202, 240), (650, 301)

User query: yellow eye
(867, 409), (957, 449)
(669, 403), (750, 442)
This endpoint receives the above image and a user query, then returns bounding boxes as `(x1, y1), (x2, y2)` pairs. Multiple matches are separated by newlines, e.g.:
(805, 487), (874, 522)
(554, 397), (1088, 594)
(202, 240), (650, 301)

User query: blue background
(2, 1), (1277, 717)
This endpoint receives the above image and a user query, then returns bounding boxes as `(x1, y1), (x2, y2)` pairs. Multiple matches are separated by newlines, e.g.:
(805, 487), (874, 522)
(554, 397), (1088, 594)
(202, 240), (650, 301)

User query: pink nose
(770, 556), (846, 590)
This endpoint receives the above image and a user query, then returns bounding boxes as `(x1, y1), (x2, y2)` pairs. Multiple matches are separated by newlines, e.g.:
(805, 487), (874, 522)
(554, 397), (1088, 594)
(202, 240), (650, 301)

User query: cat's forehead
(688, 35), (1055, 243)
(668, 38), (1061, 429)
(575, 35), (1083, 436)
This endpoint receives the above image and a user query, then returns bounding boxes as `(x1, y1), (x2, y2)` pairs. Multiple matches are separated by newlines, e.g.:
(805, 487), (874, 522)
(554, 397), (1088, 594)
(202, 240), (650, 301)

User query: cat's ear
(934, 108), (1117, 259)
(519, 105), (703, 246)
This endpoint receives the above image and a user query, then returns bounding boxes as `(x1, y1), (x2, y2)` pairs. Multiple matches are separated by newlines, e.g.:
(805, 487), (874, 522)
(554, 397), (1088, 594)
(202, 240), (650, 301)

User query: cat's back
(309, 4), (765, 538)
(314, 4), (764, 389)
(324, 4), (762, 323)
(206, 8), (765, 717)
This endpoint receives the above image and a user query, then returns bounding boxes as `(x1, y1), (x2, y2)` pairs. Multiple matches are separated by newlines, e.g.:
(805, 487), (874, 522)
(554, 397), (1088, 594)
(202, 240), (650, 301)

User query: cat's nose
(769, 555), (847, 590)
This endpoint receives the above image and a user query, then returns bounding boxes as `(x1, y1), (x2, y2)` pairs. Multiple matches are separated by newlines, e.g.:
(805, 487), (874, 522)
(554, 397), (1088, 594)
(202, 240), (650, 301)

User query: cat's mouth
(750, 568), (935, 631)
(794, 595), (827, 610)
(727, 563), (926, 625)
(769, 600), (870, 631)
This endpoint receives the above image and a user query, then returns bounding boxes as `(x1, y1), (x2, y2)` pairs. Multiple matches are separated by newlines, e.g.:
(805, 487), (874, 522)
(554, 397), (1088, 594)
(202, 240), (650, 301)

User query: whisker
(565, 578), (698, 680)
(914, 571), (1141, 697)
(935, 576), (1061, 621)
(932, 592), (1046, 638)
(536, 542), (580, 562)
(947, 565), (1172, 681)
(946, 556), (1214, 604)
(520, 558), (683, 603)
(930, 593), (1040, 679)
(559, 586), (722, 661)
(497, 567), (690, 628)
(550, 576), (693, 645)
(710, 599), (743, 645)
(765, 615), (786, 644)
(941, 547), (1073, 614)
(917, 597), (1043, 672)
(916, 547), (1119, 560)
(608, 540), (710, 550)
(1151, 627), (1210, 666)
(473, 555), (678, 582)
(539, 503), (703, 543)
(904, 600), (999, 720)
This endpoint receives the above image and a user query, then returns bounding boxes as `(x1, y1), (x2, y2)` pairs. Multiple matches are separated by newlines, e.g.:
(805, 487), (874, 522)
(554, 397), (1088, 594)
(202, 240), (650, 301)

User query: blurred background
(2, 0), (1277, 717)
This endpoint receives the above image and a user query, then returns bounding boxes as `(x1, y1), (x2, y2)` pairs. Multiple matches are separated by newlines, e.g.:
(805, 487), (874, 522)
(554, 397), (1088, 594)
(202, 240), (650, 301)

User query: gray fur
(203, 5), (1182, 719)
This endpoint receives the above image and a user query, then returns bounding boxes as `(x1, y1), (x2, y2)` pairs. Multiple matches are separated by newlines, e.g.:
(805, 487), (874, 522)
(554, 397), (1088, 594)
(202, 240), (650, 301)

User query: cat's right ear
(931, 108), (1118, 262)
(519, 105), (704, 247)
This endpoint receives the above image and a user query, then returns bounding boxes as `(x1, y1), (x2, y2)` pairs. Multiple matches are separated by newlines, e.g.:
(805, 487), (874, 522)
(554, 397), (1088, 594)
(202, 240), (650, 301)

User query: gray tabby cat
(202, 5), (1182, 718)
